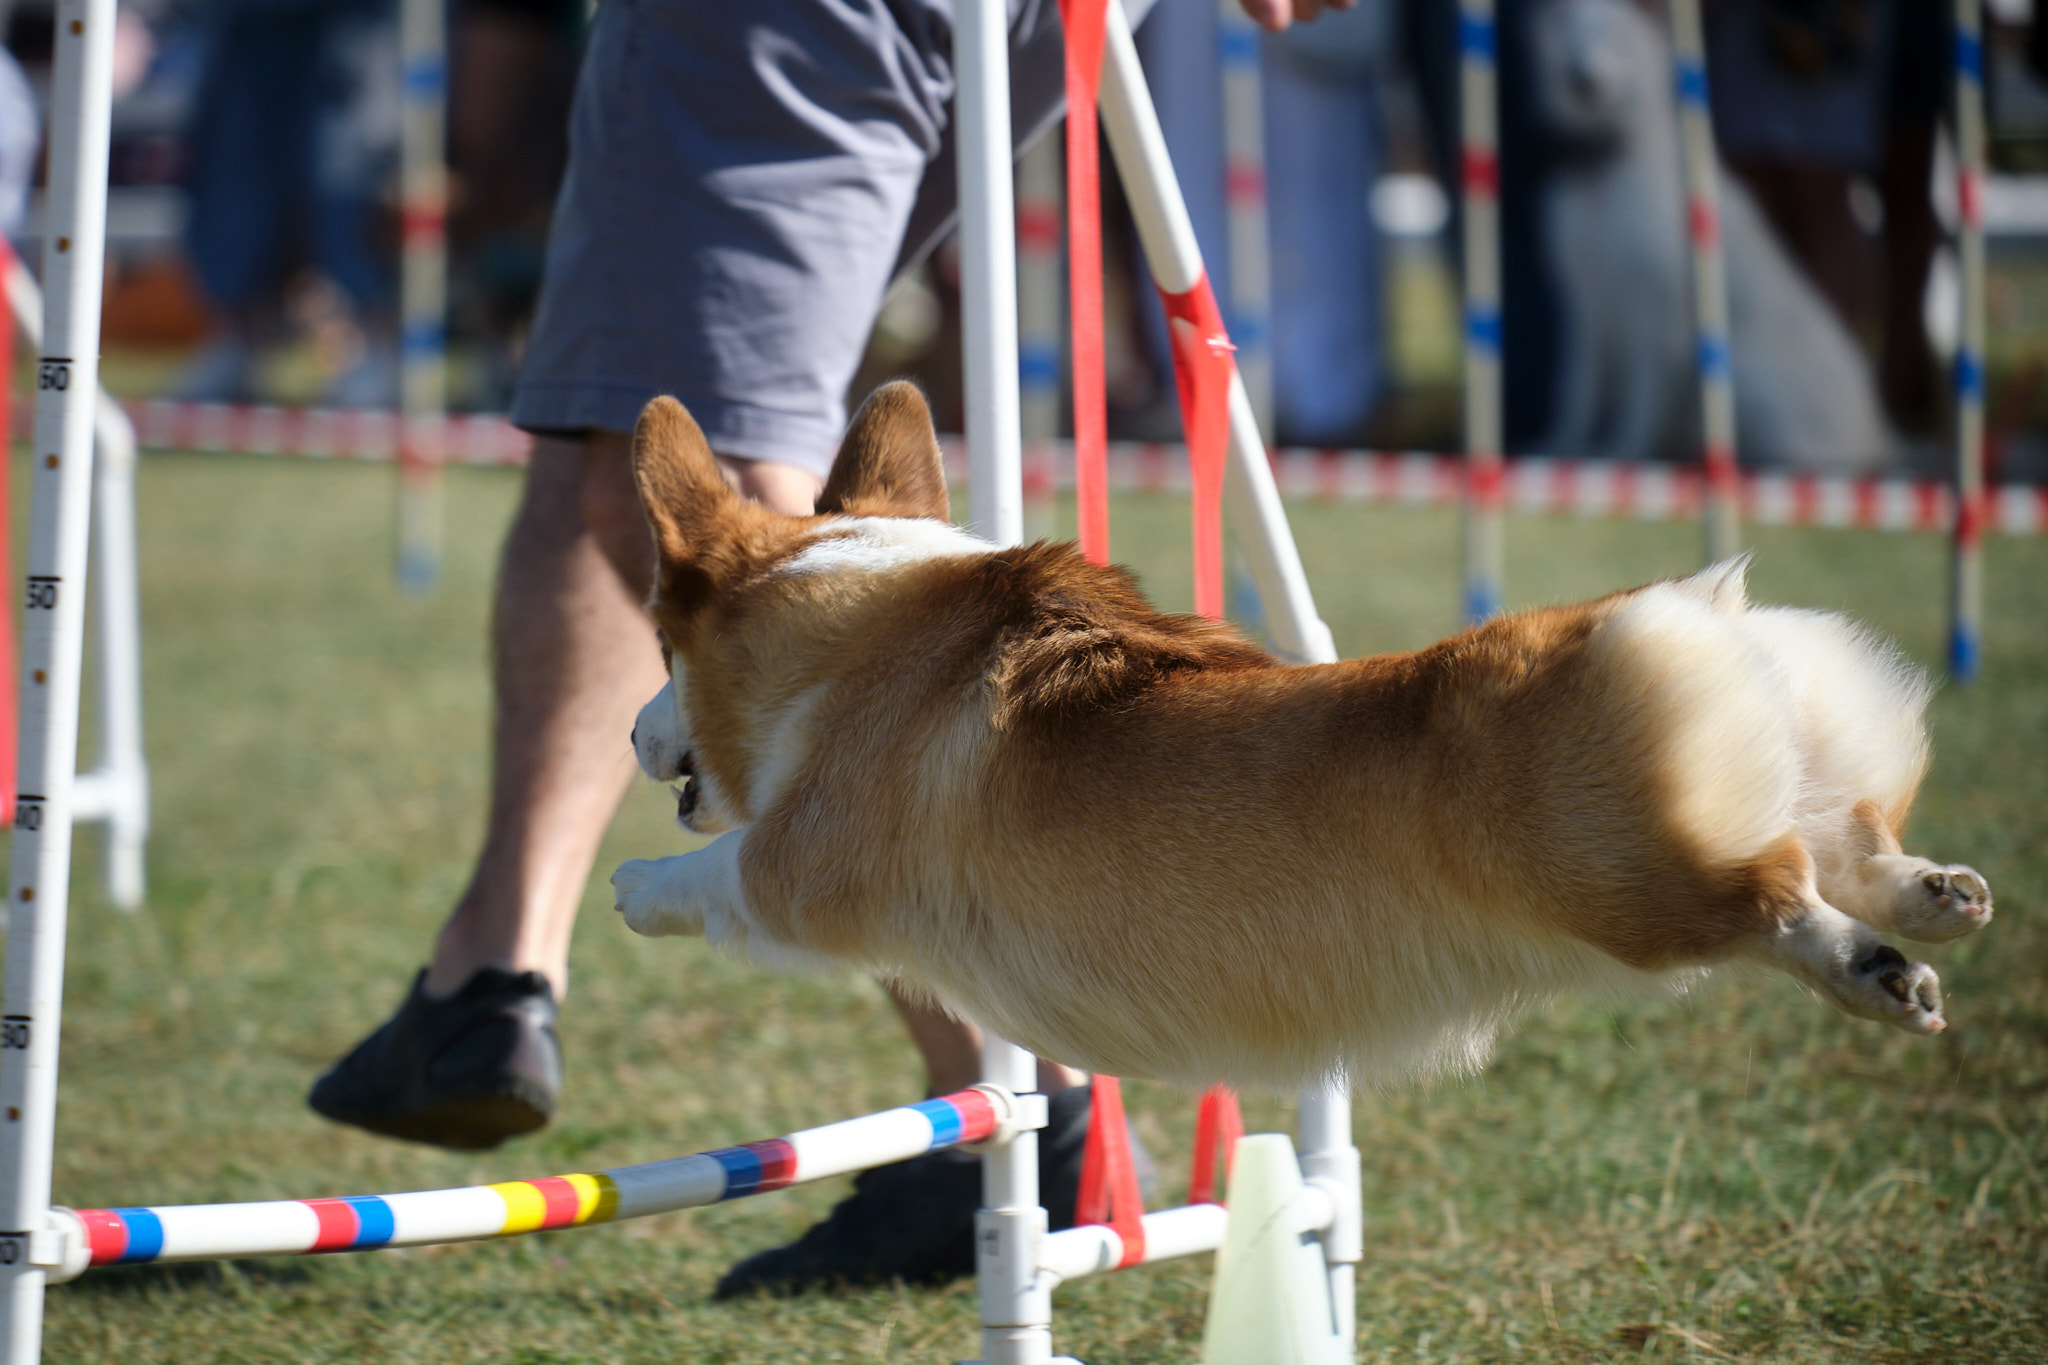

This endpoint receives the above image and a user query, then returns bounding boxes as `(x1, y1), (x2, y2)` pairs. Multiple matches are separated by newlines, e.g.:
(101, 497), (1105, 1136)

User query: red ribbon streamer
(1158, 275), (1234, 619)
(1073, 1075), (1146, 1266)
(1186, 1084), (1244, 1206)
(1060, 0), (1110, 564)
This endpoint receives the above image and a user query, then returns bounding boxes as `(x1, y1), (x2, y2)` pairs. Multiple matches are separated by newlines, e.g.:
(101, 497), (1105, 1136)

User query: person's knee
(577, 430), (655, 595)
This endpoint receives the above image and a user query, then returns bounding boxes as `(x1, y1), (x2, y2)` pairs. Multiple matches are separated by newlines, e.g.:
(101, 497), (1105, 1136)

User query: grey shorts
(513, 0), (1145, 478)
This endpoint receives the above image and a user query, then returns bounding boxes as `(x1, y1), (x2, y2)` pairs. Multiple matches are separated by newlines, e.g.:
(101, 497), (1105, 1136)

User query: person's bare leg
(884, 982), (1086, 1096)
(427, 431), (826, 998)
(424, 431), (663, 995)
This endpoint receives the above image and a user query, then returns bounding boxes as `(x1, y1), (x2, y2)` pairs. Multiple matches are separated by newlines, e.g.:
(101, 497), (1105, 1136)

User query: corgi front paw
(611, 858), (705, 938)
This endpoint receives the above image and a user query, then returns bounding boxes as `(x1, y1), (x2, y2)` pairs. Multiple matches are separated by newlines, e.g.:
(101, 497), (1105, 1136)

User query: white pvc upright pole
(1099, 3), (1337, 667)
(0, 0), (117, 1356)
(958, 0), (1024, 550)
(958, 4), (1051, 1363)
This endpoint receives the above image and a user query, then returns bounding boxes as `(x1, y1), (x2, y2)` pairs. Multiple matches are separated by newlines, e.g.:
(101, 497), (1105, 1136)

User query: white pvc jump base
(0, 1), (1360, 1362)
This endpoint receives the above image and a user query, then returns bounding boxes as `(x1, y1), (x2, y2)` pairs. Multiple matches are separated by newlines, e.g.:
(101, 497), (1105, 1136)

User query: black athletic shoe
(713, 1083), (1149, 1299)
(308, 967), (561, 1151)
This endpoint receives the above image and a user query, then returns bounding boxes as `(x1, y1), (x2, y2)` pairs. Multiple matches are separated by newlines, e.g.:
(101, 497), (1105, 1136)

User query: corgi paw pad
(1902, 866), (1993, 941)
(1854, 944), (1945, 1034)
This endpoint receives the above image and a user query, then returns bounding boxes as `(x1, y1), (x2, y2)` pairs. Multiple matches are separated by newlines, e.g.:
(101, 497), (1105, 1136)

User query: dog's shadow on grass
(64, 1258), (317, 1296)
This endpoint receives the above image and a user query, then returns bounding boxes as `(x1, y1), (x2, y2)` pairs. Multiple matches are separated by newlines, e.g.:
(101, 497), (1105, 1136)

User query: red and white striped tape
(38, 400), (2044, 536)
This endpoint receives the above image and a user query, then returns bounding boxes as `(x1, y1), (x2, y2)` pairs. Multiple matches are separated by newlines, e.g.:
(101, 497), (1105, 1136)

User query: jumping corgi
(612, 382), (1990, 1088)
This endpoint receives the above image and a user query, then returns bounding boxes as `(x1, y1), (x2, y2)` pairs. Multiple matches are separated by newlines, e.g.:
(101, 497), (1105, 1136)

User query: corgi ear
(816, 381), (950, 522)
(632, 395), (737, 567)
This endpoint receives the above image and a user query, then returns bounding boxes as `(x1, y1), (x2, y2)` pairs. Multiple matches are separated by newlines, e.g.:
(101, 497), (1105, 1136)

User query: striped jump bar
(67, 1088), (1000, 1273)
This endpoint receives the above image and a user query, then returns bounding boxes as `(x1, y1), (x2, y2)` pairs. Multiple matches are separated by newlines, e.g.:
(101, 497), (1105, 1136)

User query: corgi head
(630, 381), (958, 833)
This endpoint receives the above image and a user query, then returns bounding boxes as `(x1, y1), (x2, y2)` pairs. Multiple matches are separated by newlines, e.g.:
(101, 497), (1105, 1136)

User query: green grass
(28, 452), (2048, 1362)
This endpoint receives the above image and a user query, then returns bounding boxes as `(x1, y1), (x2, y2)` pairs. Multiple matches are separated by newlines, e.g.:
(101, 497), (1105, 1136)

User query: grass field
(27, 452), (2048, 1363)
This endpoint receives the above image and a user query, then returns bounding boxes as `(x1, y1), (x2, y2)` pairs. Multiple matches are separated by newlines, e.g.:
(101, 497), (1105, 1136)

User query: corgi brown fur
(613, 383), (1992, 1088)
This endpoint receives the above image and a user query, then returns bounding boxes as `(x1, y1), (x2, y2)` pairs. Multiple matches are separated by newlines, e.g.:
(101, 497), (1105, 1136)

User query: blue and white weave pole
(397, 0), (448, 592)
(1016, 135), (1062, 541)
(1458, 0), (1504, 625)
(1667, 0), (1741, 564)
(1950, 0), (1986, 684)
(1217, 0), (1273, 439)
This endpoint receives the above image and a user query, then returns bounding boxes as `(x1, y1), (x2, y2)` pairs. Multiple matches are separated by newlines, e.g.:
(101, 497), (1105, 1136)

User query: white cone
(1201, 1134), (1349, 1365)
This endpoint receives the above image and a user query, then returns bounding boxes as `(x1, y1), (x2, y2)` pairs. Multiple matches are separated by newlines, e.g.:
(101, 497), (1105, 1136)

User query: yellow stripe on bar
(489, 1181), (550, 1235)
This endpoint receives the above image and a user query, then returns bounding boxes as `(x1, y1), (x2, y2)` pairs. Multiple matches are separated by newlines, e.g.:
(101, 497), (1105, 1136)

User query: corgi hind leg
(1737, 897), (1949, 1034)
(1814, 799), (1993, 944)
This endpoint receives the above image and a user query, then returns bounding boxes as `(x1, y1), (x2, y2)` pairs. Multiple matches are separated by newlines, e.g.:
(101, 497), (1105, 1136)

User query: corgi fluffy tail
(1590, 559), (1933, 875)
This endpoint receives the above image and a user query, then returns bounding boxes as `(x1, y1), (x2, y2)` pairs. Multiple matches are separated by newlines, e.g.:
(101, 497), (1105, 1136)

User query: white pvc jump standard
(0, 0), (118, 1358)
(1, 255), (150, 911)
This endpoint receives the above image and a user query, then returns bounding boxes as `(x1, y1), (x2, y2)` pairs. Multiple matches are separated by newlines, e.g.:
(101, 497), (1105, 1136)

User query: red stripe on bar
(1016, 205), (1061, 252)
(1955, 491), (1986, 549)
(948, 1089), (1000, 1144)
(402, 205), (446, 248)
(1958, 172), (1982, 230)
(1461, 149), (1498, 197)
(1224, 164), (1266, 201)
(1466, 457), (1504, 507)
(80, 1208), (128, 1265)
(303, 1198), (361, 1252)
(743, 1139), (798, 1192)
(1915, 482), (1941, 531)
(1688, 198), (1719, 248)
(527, 1176), (587, 1230)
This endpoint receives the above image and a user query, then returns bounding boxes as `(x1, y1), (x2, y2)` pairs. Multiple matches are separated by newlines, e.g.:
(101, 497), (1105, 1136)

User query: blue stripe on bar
(913, 1097), (963, 1148)
(113, 1208), (163, 1263)
(1219, 25), (1259, 65)
(1224, 315), (1269, 349)
(402, 322), (447, 357)
(403, 57), (447, 99)
(1674, 60), (1709, 107)
(1458, 11), (1494, 60)
(1018, 344), (1060, 387)
(1465, 308), (1501, 352)
(1464, 582), (1500, 627)
(1955, 30), (1983, 81)
(1948, 624), (1980, 682)
(711, 1147), (764, 1199)
(345, 1196), (395, 1248)
(1955, 350), (1984, 401)
(1696, 335), (1730, 382)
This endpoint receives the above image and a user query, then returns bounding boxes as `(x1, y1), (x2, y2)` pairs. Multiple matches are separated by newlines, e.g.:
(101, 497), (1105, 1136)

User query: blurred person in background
(1706, 0), (1947, 436)
(172, 0), (399, 406)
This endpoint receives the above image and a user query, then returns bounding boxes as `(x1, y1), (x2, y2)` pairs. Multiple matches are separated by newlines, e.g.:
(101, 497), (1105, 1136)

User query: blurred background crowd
(4, 0), (2048, 477)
